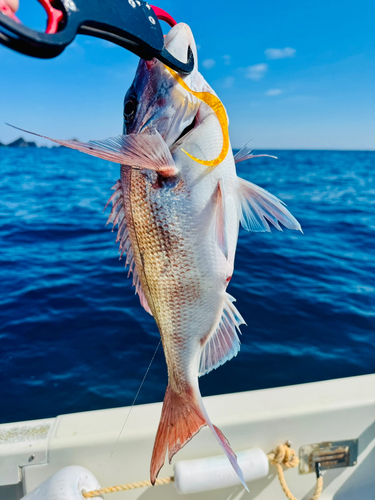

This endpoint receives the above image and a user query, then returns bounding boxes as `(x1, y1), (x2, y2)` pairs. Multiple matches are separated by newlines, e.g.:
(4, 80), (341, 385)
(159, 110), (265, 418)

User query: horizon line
(1, 137), (374, 153)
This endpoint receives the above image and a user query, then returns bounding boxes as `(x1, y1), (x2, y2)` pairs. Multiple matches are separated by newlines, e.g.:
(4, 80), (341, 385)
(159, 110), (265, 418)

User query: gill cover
(166, 66), (230, 169)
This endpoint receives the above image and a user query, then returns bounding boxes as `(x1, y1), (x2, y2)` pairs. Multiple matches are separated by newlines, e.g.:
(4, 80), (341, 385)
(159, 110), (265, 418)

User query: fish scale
(121, 165), (220, 389)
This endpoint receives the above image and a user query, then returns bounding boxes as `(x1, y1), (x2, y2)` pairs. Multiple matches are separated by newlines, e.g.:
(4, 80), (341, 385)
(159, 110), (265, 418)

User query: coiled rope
(267, 443), (323, 500)
(82, 442), (323, 499)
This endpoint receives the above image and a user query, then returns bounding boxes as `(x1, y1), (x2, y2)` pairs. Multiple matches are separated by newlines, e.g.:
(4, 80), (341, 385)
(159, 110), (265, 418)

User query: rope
(82, 476), (174, 498)
(82, 442), (323, 499)
(267, 443), (323, 500)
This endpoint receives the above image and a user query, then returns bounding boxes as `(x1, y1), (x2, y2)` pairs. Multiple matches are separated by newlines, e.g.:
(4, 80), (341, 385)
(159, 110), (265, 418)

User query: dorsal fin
(105, 180), (152, 315)
(199, 293), (245, 376)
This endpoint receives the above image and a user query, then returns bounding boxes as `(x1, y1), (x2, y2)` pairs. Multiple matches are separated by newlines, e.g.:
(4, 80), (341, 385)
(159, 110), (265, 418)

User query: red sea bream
(17, 22), (301, 489)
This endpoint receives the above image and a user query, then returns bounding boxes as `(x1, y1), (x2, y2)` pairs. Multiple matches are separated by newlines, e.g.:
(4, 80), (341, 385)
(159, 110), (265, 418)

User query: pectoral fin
(6, 124), (178, 177)
(238, 177), (302, 232)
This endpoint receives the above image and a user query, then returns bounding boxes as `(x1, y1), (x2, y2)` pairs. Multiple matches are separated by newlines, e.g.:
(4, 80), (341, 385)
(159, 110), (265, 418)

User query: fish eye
(124, 97), (137, 123)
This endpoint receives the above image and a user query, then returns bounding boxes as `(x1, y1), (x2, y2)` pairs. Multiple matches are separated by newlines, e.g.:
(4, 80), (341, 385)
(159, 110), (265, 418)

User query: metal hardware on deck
(299, 439), (358, 474)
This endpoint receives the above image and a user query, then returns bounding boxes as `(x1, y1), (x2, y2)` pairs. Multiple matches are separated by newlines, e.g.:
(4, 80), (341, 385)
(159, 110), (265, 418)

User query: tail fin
(150, 384), (248, 491)
(150, 385), (206, 484)
(199, 401), (248, 491)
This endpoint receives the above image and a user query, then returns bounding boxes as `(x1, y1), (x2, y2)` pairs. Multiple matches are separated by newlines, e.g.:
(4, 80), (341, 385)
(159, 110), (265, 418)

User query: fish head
(123, 23), (203, 147)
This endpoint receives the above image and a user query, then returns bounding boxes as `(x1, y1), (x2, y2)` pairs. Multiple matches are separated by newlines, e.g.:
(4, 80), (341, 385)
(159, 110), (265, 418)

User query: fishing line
(99, 339), (161, 485)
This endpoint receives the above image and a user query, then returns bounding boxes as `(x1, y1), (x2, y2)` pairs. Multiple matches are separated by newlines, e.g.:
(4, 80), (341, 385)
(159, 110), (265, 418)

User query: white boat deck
(1, 373), (374, 499)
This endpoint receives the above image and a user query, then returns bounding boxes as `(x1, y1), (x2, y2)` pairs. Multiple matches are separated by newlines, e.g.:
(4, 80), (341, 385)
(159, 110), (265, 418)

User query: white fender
(21, 465), (101, 500)
(174, 447), (269, 494)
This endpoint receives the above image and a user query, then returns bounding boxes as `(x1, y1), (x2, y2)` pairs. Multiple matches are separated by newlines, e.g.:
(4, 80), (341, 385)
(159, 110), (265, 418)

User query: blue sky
(1, 0), (374, 149)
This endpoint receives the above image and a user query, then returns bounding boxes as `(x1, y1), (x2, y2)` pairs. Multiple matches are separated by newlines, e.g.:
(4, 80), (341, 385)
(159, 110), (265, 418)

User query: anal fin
(199, 293), (245, 376)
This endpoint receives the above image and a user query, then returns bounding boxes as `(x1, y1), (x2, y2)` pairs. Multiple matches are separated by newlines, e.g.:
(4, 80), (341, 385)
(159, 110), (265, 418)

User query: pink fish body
(16, 22), (301, 489)
(108, 24), (300, 486)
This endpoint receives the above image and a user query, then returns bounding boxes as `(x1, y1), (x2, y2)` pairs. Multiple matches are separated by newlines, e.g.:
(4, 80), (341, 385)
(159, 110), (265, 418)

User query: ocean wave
(1, 148), (374, 423)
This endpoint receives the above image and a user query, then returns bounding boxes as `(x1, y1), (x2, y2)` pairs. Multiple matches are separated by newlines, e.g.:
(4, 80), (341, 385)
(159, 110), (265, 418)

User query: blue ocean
(1, 148), (374, 424)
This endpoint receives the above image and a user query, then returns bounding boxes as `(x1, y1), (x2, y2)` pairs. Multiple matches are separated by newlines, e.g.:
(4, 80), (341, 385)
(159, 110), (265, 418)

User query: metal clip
(0, 0), (194, 73)
(299, 439), (358, 474)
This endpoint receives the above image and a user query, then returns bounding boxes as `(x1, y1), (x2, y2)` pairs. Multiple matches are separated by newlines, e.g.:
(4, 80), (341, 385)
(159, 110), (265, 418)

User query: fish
(10, 22), (301, 489)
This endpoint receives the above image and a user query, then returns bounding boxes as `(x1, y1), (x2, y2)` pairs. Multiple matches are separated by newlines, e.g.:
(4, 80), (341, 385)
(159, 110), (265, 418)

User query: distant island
(0, 137), (38, 148)
(0, 137), (68, 148)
